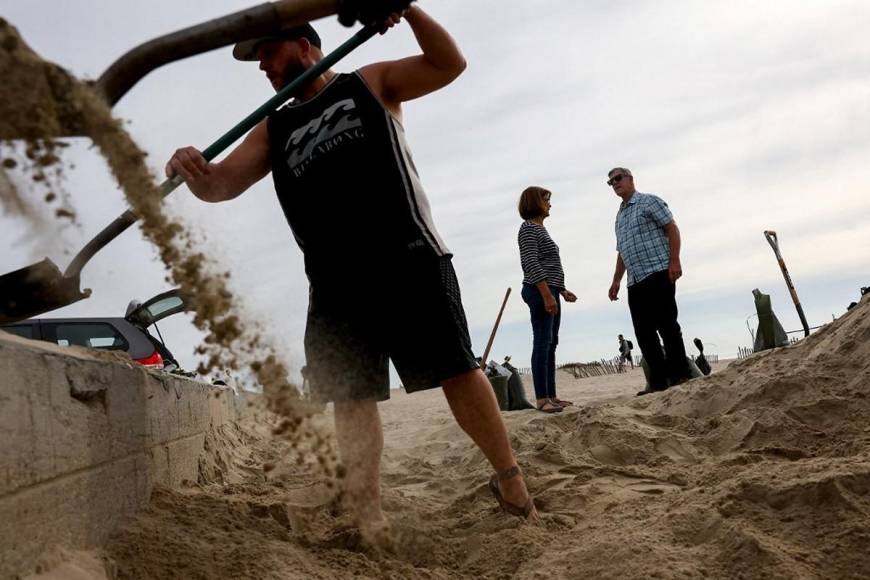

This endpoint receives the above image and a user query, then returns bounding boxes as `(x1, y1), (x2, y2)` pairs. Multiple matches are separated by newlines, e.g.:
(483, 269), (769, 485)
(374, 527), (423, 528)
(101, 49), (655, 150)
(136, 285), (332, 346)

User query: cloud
(2, 0), (868, 375)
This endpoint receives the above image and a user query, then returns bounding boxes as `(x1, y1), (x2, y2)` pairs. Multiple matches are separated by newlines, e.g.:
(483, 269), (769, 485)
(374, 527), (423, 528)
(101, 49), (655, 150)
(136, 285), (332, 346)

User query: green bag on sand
(488, 360), (535, 411)
(506, 368), (535, 410)
(487, 375), (509, 411)
(752, 288), (789, 352)
(640, 355), (703, 389)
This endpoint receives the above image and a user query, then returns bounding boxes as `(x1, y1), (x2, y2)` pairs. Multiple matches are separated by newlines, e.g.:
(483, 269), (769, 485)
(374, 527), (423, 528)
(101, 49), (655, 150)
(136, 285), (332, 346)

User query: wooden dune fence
(517, 359), (629, 377)
(518, 352), (719, 375)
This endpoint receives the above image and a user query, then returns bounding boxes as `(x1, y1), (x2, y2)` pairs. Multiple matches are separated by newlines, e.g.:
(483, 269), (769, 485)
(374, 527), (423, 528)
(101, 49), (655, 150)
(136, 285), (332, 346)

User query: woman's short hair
(518, 186), (551, 220)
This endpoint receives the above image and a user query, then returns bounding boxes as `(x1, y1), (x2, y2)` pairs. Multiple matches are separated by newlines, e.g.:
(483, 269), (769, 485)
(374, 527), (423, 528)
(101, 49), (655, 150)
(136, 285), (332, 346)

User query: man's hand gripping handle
(337, 0), (417, 26)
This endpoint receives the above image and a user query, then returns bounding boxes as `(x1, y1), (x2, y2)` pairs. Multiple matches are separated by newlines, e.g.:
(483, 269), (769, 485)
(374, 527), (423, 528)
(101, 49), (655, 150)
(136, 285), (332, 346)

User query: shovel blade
(0, 259), (91, 325)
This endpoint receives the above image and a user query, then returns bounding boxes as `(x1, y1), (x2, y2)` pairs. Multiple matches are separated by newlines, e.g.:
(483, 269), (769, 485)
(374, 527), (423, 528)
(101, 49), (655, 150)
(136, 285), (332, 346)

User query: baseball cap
(232, 24), (322, 61)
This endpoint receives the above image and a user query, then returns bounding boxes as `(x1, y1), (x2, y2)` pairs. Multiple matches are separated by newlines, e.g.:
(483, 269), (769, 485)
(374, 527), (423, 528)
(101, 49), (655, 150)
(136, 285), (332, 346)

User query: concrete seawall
(0, 332), (249, 578)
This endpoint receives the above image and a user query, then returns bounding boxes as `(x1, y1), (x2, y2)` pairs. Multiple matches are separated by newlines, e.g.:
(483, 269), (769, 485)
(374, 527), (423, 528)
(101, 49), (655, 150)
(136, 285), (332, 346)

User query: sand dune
(5, 10), (868, 579)
(71, 295), (869, 579)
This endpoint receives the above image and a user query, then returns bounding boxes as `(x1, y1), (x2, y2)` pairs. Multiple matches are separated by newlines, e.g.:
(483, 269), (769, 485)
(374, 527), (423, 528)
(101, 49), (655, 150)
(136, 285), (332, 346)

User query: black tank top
(267, 72), (450, 285)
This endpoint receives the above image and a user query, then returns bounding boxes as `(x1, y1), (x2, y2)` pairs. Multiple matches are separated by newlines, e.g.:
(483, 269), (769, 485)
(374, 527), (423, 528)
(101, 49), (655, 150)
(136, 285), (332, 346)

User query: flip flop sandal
(553, 398), (574, 407)
(536, 402), (562, 413)
(489, 466), (535, 519)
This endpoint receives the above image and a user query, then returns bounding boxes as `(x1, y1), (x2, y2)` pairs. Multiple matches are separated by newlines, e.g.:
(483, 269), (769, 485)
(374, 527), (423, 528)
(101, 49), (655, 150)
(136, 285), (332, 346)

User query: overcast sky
(2, 0), (868, 382)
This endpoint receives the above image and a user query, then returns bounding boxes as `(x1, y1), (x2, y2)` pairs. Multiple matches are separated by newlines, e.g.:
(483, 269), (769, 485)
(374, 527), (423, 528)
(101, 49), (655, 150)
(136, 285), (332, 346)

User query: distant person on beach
(517, 186), (578, 413)
(618, 334), (634, 369)
(606, 168), (691, 395)
(166, 6), (539, 536)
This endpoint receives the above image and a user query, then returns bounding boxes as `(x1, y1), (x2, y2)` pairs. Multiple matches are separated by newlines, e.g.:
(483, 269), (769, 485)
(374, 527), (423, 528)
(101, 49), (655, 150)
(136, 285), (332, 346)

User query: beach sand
(58, 295), (867, 579)
(5, 12), (868, 579)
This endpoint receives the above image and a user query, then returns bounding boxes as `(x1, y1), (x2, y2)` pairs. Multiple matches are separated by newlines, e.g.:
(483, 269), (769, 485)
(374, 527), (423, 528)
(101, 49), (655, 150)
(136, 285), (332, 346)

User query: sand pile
(0, 19), (338, 485)
(83, 297), (868, 578)
(6, 14), (868, 580)
(0, 19), (79, 227)
(513, 296), (869, 579)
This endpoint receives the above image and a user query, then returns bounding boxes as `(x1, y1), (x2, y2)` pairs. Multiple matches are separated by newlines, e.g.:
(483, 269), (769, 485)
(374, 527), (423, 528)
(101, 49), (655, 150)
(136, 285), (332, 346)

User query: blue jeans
(521, 284), (561, 400)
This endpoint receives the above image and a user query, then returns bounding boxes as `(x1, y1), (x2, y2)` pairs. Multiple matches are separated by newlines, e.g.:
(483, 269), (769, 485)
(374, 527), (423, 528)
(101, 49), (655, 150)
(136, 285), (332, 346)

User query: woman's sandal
(536, 401), (563, 413)
(553, 398), (574, 407)
(489, 465), (536, 519)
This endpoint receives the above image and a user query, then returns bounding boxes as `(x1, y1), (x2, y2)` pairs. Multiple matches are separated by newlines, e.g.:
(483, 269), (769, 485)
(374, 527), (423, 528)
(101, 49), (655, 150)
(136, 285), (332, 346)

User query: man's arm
(359, 6), (466, 118)
(165, 120), (271, 203)
(609, 253), (625, 301)
(664, 221), (682, 282)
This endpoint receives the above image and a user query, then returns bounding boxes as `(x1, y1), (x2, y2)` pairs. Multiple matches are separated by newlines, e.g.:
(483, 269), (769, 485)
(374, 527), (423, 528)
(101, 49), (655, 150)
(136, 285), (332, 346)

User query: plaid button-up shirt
(615, 192), (674, 286)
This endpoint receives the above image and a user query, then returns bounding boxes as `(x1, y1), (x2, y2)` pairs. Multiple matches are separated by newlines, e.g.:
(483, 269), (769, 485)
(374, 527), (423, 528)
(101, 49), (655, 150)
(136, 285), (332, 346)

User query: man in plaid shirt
(606, 167), (691, 394)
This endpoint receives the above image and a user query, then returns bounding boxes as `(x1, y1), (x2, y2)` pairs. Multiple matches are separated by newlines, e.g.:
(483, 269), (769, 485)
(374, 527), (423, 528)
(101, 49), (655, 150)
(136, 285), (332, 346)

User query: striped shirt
(518, 221), (565, 289)
(615, 192), (673, 286)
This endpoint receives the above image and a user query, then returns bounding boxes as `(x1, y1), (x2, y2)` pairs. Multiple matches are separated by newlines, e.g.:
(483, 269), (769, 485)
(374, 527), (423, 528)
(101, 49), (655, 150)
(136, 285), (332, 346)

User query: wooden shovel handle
(480, 288), (512, 370)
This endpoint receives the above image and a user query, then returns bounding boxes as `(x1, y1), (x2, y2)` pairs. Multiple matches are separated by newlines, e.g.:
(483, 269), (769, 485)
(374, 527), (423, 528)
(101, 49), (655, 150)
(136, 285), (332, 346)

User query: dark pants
(627, 270), (690, 390)
(521, 284), (561, 400)
(305, 256), (478, 402)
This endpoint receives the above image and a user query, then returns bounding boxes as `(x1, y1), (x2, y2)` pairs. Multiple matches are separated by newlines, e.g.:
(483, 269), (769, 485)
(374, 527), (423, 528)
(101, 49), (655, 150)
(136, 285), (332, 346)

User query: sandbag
(695, 354), (712, 376)
(500, 360), (535, 411)
(488, 374), (509, 411)
(753, 288), (789, 351)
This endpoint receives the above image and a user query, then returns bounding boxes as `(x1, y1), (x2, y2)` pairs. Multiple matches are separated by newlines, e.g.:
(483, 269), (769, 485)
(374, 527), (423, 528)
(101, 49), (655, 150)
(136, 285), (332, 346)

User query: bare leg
(333, 399), (387, 534)
(442, 368), (540, 521)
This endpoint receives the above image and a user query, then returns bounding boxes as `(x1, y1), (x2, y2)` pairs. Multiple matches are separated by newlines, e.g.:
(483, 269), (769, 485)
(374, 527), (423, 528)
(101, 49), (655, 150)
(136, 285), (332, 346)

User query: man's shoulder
(638, 192), (668, 206)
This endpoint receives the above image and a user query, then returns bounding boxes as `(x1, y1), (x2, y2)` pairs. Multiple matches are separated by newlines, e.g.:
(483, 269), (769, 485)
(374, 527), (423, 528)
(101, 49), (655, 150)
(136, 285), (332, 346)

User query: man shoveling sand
(165, 5), (539, 539)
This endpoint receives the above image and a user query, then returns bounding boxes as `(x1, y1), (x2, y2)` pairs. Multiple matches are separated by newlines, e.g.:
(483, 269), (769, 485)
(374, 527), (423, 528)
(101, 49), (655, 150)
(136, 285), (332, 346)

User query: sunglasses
(607, 174), (626, 187)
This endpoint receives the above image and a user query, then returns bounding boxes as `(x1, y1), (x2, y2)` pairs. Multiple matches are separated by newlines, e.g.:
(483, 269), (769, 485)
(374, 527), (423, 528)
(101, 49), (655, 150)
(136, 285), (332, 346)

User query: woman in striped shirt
(517, 186), (577, 413)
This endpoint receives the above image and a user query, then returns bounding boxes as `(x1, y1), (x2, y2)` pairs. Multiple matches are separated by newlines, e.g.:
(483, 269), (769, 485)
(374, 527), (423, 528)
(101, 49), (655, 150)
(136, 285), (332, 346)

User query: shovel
(763, 230), (810, 337)
(480, 287), (512, 370)
(0, 23), (378, 325)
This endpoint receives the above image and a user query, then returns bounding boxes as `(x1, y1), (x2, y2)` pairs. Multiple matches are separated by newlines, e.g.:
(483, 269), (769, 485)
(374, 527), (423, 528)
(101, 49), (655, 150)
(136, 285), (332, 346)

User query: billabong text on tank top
(283, 98), (364, 177)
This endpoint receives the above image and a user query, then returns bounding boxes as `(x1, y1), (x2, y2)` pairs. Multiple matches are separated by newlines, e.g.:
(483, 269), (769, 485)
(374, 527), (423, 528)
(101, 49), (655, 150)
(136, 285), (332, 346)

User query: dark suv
(1, 289), (187, 370)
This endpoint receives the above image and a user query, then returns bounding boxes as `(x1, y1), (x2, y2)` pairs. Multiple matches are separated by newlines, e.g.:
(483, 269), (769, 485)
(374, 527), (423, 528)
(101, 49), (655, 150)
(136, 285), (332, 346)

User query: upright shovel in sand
(0, 0), (381, 324)
(480, 287), (512, 370)
(481, 288), (512, 411)
(763, 230), (810, 337)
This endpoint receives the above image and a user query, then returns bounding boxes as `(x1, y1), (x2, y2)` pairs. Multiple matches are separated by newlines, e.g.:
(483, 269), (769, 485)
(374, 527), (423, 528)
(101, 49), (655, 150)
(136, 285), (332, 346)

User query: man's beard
(278, 62), (308, 94)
